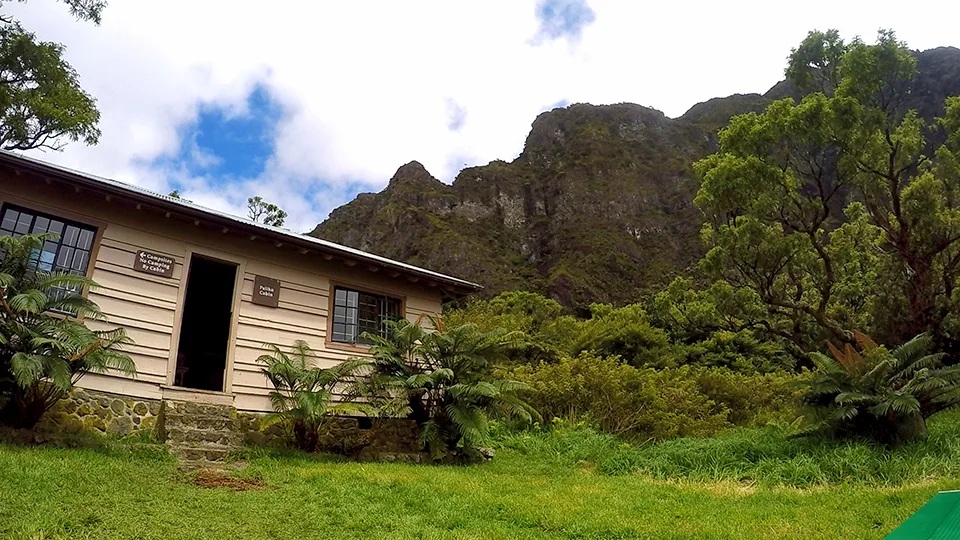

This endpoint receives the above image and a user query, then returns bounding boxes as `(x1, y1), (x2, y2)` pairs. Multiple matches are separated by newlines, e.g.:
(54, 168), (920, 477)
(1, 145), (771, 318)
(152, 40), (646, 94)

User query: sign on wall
(133, 250), (175, 278)
(253, 275), (280, 308)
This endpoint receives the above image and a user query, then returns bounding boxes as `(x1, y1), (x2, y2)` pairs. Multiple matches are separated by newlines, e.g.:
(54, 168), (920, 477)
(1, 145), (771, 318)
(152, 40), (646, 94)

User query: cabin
(0, 151), (481, 413)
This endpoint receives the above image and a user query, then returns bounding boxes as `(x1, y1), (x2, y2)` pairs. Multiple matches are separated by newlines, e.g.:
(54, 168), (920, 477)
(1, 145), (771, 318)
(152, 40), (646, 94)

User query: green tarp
(886, 491), (960, 539)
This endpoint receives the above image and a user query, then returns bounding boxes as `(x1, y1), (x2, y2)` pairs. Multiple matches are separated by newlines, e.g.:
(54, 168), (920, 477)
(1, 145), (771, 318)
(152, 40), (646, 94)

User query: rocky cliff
(311, 47), (960, 311)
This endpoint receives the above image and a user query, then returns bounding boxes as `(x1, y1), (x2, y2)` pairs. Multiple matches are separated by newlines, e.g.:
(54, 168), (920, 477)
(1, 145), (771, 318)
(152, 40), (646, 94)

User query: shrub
(257, 340), (370, 452)
(0, 233), (135, 428)
(362, 319), (537, 461)
(801, 332), (960, 446)
(504, 355), (804, 441)
(504, 353), (728, 441)
(572, 304), (679, 368)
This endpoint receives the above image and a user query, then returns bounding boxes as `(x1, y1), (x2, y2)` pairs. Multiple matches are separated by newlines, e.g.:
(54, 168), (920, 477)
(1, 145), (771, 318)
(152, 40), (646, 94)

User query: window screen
(0, 204), (98, 306)
(331, 286), (402, 345)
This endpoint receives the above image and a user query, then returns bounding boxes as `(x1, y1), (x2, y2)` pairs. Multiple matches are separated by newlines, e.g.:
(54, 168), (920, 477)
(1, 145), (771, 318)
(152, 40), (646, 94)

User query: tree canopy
(695, 30), (960, 358)
(247, 196), (287, 228)
(0, 0), (103, 151)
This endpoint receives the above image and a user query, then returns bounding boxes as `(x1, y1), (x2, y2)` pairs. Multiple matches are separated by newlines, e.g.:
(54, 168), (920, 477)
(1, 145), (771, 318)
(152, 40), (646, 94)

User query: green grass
(2, 422), (958, 540)
(498, 410), (960, 488)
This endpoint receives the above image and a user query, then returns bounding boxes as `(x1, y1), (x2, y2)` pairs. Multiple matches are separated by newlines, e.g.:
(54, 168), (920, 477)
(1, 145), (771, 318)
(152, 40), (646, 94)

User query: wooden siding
(0, 174), (445, 413)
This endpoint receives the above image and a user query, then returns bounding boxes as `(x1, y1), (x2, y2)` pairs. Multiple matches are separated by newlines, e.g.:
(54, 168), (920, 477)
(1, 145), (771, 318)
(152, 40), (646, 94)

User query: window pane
(56, 246), (75, 269)
(71, 250), (89, 273)
(33, 216), (50, 234)
(62, 226), (80, 247)
(1, 209), (19, 232)
(14, 213), (31, 234)
(77, 229), (94, 250)
(47, 220), (64, 236)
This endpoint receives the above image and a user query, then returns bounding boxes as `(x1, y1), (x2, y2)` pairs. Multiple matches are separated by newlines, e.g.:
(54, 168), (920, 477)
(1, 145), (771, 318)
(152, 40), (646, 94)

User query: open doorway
(174, 255), (237, 392)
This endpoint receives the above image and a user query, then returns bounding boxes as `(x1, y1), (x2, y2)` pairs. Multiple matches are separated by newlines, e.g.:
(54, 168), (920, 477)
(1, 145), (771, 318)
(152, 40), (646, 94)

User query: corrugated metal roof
(0, 151), (482, 292)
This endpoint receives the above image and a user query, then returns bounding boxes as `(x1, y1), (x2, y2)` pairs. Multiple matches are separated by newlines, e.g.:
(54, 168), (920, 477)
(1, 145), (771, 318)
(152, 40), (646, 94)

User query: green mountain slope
(310, 47), (960, 310)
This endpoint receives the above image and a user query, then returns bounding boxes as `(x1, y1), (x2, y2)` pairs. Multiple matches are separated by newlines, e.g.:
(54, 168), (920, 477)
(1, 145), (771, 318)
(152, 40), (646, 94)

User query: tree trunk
(886, 414), (927, 447)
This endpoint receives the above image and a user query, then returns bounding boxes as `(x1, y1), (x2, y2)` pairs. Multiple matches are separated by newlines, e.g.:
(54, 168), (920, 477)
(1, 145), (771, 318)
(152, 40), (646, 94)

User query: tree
(257, 340), (371, 452)
(695, 29), (960, 355)
(247, 196), (287, 227)
(802, 332), (960, 446)
(0, 233), (135, 428)
(361, 319), (537, 461)
(0, 0), (104, 151)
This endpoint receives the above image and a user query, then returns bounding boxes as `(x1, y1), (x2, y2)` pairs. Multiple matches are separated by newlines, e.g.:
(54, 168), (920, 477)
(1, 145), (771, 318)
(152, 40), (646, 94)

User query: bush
(503, 355), (804, 441)
(504, 354), (727, 441)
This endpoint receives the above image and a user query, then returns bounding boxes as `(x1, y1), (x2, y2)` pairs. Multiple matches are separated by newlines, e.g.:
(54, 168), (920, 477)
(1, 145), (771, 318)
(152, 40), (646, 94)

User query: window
(0, 204), (98, 304)
(330, 286), (402, 345)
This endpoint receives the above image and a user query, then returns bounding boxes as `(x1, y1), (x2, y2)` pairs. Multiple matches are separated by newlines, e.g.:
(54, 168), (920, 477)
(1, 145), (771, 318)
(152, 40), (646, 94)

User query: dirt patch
(192, 469), (267, 491)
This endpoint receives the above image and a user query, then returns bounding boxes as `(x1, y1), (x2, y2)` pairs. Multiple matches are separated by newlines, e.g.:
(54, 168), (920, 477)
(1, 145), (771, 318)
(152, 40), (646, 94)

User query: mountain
(311, 47), (960, 311)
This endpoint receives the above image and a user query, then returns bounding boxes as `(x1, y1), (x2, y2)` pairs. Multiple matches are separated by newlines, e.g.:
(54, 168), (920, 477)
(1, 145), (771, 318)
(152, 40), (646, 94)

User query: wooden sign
(253, 275), (280, 307)
(133, 250), (175, 278)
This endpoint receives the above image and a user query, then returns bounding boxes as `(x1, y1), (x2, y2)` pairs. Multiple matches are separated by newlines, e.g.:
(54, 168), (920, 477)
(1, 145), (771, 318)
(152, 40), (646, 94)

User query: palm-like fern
(0, 233), (135, 428)
(257, 340), (372, 452)
(362, 318), (538, 460)
(802, 332), (960, 445)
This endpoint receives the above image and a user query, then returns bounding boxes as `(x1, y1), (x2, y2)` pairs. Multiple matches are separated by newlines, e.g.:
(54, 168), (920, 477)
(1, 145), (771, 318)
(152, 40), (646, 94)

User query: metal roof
(0, 151), (482, 293)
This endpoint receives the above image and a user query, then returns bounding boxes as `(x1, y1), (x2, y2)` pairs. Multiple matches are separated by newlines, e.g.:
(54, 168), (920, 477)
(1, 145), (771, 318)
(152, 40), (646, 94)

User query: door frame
(166, 247), (246, 394)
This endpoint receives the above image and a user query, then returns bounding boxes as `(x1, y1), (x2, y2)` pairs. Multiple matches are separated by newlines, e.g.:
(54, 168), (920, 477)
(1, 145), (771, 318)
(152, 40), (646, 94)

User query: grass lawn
(0, 435), (954, 540)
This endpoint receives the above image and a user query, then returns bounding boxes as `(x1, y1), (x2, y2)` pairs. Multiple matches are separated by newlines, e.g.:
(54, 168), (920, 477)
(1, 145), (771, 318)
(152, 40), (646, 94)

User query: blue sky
(11, 0), (960, 234)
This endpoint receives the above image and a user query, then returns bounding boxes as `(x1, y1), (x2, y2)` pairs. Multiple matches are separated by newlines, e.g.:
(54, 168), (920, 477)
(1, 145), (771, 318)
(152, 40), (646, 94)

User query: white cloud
(7, 0), (960, 234)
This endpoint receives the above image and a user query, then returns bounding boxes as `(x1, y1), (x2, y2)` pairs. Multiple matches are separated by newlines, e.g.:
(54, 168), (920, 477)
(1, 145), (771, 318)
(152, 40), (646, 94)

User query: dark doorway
(175, 256), (237, 392)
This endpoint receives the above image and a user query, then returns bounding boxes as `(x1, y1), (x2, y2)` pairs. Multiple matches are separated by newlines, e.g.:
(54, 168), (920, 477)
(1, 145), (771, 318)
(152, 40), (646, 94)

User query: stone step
(163, 400), (236, 419)
(163, 413), (238, 431)
(168, 443), (237, 463)
(165, 426), (243, 446)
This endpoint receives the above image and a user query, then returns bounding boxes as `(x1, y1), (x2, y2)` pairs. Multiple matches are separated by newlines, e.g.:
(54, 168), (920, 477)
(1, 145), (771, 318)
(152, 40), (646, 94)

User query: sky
(8, 0), (960, 233)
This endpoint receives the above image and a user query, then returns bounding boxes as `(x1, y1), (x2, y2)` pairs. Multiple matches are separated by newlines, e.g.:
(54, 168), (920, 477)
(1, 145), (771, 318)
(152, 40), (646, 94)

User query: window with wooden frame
(330, 286), (402, 345)
(0, 204), (98, 310)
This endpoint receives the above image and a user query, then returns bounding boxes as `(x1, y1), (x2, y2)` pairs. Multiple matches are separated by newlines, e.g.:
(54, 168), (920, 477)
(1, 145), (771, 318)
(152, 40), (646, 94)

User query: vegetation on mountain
(313, 44), (960, 314)
(0, 233), (134, 429)
(0, 0), (103, 151)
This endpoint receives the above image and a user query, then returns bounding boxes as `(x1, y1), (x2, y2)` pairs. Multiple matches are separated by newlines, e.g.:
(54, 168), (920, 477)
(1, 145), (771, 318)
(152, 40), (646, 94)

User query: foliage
(449, 290), (795, 374)
(0, 1), (103, 151)
(257, 340), (370, 452)
(246, 196), (287, 228)
(801, 332), (960, 446)
(649, 277), (797, 372)
(445, 291), (574, 364)
(695, 30), (960, 356)
(361, 319), (537, 460)
(0, 233), (135, 428)
(497, 409), (960, 488)
(503, 354), (801, 441)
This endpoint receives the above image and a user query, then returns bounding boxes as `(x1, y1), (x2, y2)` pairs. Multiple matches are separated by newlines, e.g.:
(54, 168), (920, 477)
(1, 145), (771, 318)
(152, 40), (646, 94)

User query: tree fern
(802, 332), (960, 445)
(0, 233), (135, 428)
(362, 319), (537, 461)
(257, 340), (370, 452)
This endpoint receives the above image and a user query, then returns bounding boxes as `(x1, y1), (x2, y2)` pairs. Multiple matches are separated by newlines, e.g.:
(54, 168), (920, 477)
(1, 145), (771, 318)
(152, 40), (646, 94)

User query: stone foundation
(237, 413), (426, 461)
(34, 389), (426, 462)
(36, 388), (161, 437)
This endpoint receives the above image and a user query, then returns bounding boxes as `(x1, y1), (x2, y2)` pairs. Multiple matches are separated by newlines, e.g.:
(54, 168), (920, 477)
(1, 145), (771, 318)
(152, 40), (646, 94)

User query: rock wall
(237, 413), (425, 461)
(37, 388), (161, 437)
(35, 389), (426, 462)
